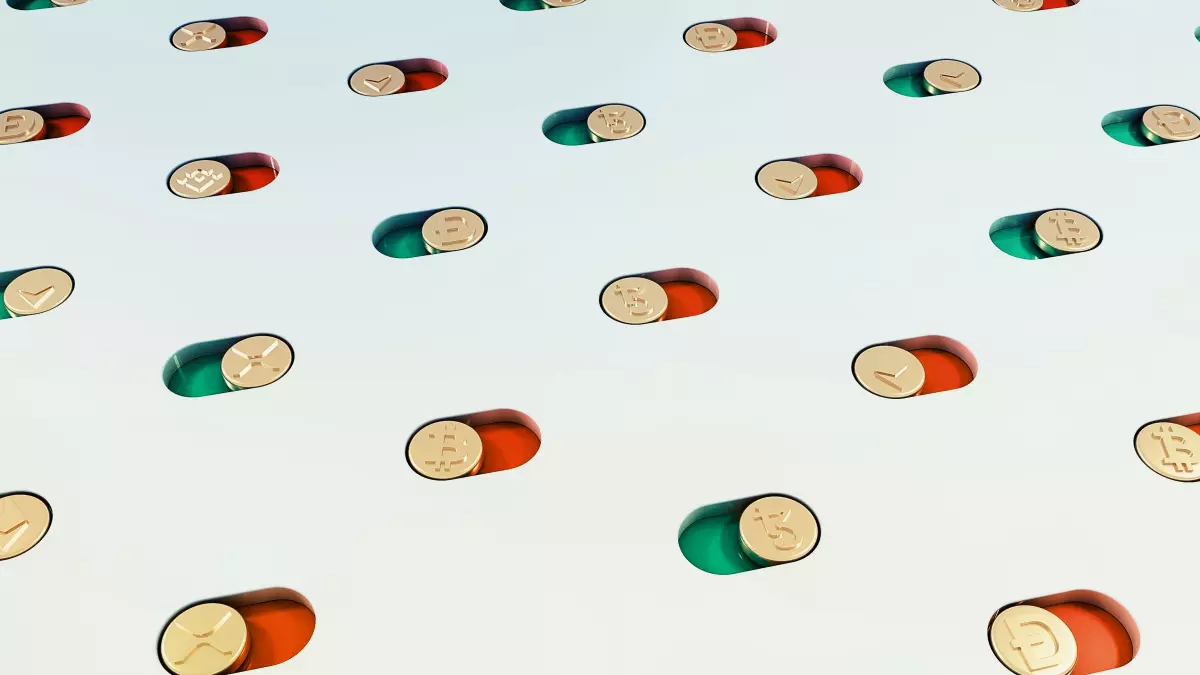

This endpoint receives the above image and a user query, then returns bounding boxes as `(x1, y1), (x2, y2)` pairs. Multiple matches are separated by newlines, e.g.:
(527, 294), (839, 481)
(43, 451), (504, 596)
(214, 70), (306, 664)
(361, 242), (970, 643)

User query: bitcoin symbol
(1150, 424), (1200, 475)
(1005, 616), (1063, 671)
(751, 507), (802, 551)
(1049, 211), (1088, 248)
(425, 427), (467, 474)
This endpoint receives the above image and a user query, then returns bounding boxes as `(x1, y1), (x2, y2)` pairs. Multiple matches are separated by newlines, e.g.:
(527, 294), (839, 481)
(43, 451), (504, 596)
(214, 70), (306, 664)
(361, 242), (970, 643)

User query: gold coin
(422, 209), (486, 253)
(221, 335), (294, 391)
(0, 109), (46, 145)
(853, 345), (925, 399)
(50, 0), (88, 5)
(685, 23), (738, 52)
(1141, 105), (1200, 144)
(989, 605), (1077, 675)
(543, 0), (585, 6)
(3, 267), (73, 318)
(0, 493), (52, 561)
(172, 22), (228, 52)
(170, 159), (232, 199)
(739, 496), (819, 565)
(756, 160), (819, 200)
(993, 0), (1043, 10)
(1135, 422), (1200, 482)
(349, 64), (406, 97)
(923, 60), (981, 95)
(586, 105), (645, 142)
(1033, 210), (1100, 256)
(601, 277), (669, 325)
(408, 420), (484, 480)
(160, 603), (251, 675)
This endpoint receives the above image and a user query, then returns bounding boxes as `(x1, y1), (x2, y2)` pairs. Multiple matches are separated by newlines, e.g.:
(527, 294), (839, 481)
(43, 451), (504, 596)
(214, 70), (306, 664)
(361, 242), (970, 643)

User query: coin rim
(220, 334), (295, 391)
(159, 602), (250, 675)
(170, 22), (228, 52)
(2, 267), (75, 318)
(598, 276), (669, 325)
(1032, 209), (1101, 255)
(1133, 420), (1200, 482)
(737, 494), (821, 565)
(421, 208), (487, 253)
(922, 59), (982, 94)
(851, 344), (926, 399)
(585, 104), (646, 141)
(0, 492), (53, 562)
(755, 160), (819, 200)
(988, 604), (1078, 675)
(683, 22), (738, 52)
(406, 419), (485, 480)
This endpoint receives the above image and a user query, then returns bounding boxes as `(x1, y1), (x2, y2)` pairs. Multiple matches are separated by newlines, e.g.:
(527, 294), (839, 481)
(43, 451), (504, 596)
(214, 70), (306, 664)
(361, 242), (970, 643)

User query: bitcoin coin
(586, 105), (645, 142)
(0, 109), (46, 145)
(3, 267), (73, 318)
(1141, 105), (1200, 144)
(349, 64), (406, 97)
(684, 23), (738, 52)
(221, 336), (294, 391)
(922, 60), (981, 95)
(0, 493), (52, 561)
(853, 345), (925, 398)
(169, 159), (233, 199)
(160, 603), (251, 675)
(993, 0), (1043, 10)
(172, 22), (228, 52)
(1135, 422), (1200, 482)
(1033, 209), (1101, 256)
(738, 495), (819, 565)
(422, 208), (486, 253)
(989, 605), (1077, 675)
(601, 277), (669, 325)
(543, 0), (585, 5)
(408, 420), (484, 480)
(756, 160), (819, 200)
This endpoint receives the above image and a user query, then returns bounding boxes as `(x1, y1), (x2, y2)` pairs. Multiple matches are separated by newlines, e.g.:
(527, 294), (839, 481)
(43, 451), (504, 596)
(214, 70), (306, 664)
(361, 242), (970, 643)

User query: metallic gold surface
(0, 493), (52, 561)
(601, 277), (669, 325)
(160, 603), (251, 675)
(543, 0), (585, 5)
(3, 267), (73, 318)
(684, 23), (738, 52)
(989, 605), (1078, 675)
(169, 160), (232, 199)
(922, 60), (981, 95)
(1135, 422), (1200, 482)
(221, 336), (294, 390)
(50, 0), (88, 5)
(408, 421), (484, 480)
(586, 105), (645, 142)
(1033, 210), (1100, 256)
(0, 109), (46, 145)
(756, 160), (818, 200)
(349, 64), (406, 97)
(422, 209), (486, 253)
(853, 345), (924, 398)
(738, 496), (819, 565)
(1141, 105), (1200, 144)
(993, 0), (1043, 10)
(172, 22), (228, 52)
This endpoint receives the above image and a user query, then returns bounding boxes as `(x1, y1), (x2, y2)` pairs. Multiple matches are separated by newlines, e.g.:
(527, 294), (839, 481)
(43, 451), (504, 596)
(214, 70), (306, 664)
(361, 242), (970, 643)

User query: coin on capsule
(160, 603), (251, 675)
(170, 159), (232, 199)
(50, 0), (88, 5)
(587, 105), (645, 142)
(221, 335), (294, 391)
(601, 277), (669, 325)
(989, 605), (1077, 675)
(422, 208), (486, 254)
(543, 0), (585, 6)
(923, 60), (981, 95)
(1134, 422), (1200, 482)
(3, 267), (73, 318)
(0, 109), (47, 145)
(685, 22), (738, 52)
(1033, 209), (1100, 256)
(172, 22), (228, 52)
(349, 63), (406, 97)
(993, 0), (1043, 10)
(408, 420), (484, 480)
(756, 160), (818, 200)
(853, 345), (924, 399)
(0, 493), (52, 561)
(1141, 105), (1200, 144)
(738, 495), (819, 566)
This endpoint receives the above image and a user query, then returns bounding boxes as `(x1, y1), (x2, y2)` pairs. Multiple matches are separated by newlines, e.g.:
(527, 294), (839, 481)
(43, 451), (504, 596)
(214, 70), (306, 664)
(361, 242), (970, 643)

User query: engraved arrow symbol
(364, 75), (392, 92)
(774, 175), (806, 195)
(873, 365), (907, 391)
(16, 285), (55, 310)
(939, 71), (966, 88)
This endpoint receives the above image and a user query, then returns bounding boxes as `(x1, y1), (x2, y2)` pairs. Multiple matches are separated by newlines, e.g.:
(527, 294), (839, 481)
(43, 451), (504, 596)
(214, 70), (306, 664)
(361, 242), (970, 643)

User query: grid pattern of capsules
(2, 1), (1199, 674)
